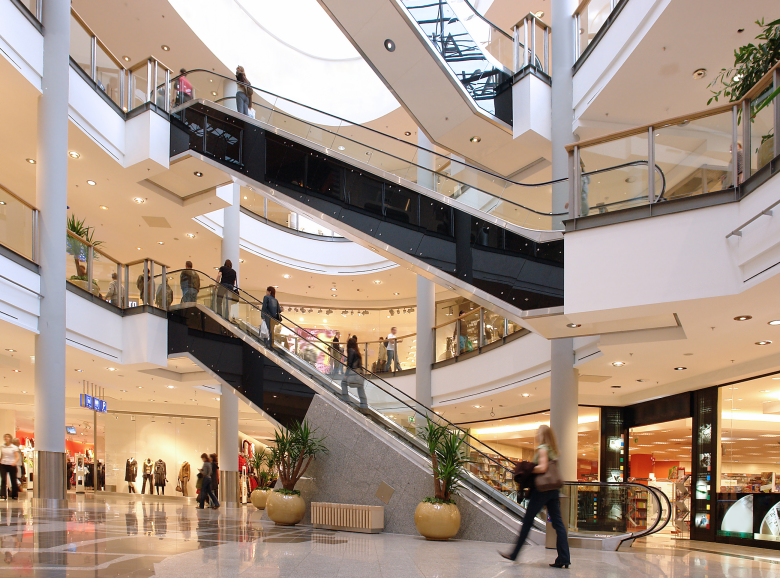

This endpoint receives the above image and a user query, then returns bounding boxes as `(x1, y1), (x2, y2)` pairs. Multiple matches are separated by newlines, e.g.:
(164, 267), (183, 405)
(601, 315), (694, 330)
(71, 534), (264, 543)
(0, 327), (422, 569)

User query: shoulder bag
(534, 459), (563, 492)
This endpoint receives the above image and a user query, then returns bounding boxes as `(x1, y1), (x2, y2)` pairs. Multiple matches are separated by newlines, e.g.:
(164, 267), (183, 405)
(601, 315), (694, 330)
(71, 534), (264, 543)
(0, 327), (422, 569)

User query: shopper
(377, 338), (388, 373)
(456, 311), (468, 354)
(500, 424), (569, 568)
(235, 66), (253, 116)
(196, 453), (219, 509)
(385, 327), (402, 372)
(330, 331), (343, 377)
(180, 261), (200, 304)
(209, 454), (219, 508)
(136, 271), (153, 305)
(216, 259), (238, 320)
(261, 286), (281, 348)
(342, 336), (368, 409)
(155, 281), (173, 309)
(0, 434), (19, 500)
(175, 68), (193, 106)
(105, 272), (123, 307)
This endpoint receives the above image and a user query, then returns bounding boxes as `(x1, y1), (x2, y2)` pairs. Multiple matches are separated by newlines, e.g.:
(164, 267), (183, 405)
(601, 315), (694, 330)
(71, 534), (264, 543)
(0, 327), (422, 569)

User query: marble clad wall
(283, 395), (519, 543)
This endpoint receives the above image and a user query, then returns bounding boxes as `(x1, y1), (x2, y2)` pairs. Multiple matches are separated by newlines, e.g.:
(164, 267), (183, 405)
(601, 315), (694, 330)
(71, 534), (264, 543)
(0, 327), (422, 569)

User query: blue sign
(80, 394), (107, 413)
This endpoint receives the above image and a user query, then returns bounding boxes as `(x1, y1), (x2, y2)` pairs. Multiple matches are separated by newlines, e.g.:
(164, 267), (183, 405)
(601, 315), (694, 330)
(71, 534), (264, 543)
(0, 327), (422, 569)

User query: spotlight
(318, 309), (322, 314)
(389, 309), (395, 316)
(326, 309), (332, 315)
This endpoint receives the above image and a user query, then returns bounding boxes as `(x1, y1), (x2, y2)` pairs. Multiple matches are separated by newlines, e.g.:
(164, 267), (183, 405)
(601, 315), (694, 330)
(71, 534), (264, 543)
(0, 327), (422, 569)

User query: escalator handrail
(169, 69), (571, 192)
(161, 269), (526, 478)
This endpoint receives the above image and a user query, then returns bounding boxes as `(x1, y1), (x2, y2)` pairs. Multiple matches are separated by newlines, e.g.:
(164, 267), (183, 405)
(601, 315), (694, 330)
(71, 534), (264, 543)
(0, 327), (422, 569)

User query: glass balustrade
(575, 0), (618, 58)
(0, 186), (36, 262)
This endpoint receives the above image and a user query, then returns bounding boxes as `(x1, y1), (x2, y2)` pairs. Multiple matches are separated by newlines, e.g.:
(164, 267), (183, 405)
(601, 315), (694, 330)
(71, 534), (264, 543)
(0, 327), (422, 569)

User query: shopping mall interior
(1, 0), (780, 575)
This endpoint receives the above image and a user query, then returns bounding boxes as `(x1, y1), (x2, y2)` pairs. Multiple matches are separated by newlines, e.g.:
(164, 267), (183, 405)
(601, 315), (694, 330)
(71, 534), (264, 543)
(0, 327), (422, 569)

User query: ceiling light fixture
(674, 367), (687, 371)
(384, 39), (396, 52)
(534, 10), (544, 18)
(122, 55), (130, 62)
(283, 274), (291, 279)
(692, 68), (707, 79)
(193, 171), (203, 177)
(521, 393), (530, 397)
(612, 361), (626, 367)
(636, 379), (647, 382)
(12, 370), (20, 373)
(68, 151), (80, 159)
(166, 385), (175, 389)
(337, 146), (345, 151)
(566, 323), (581, 328)
(211, 91), (218, 96)
(470, 136), (481, 143)
(26, 158), (35, 164)
(734, 315), (752, 321)
(133, 197), (145, 204)
(5, 349), (16, 353)
(86, 180), (96, 186)
(99, 205), (108, 210)
(106, 367), (117, 371)
(74, 369), (83, 372)
(756, 340), (772, 345)
(404, 131), (411, 136)
(373, 280), (382, 285)
(161, 45), (170, 51)
(186, 233), (195, 238)
(473, 405), (482, 409)
(157, 241), (164, 245)
(769, 320), (780, 326)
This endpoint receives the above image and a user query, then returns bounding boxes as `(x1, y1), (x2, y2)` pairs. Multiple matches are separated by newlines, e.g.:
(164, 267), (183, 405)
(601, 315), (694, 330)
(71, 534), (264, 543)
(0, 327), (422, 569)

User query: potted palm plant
(249, 452), (276, 510)
(66, 214), (103, 295)
(414, 417), (471, 540)
(266, 420), (328, 525)
(708, 18), (780, 169)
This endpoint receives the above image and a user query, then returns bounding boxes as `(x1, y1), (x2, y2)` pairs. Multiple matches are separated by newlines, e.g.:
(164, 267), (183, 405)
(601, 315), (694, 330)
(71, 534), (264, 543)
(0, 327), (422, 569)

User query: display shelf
(470, 452), (517, 495)
(627, 489), (649, 531)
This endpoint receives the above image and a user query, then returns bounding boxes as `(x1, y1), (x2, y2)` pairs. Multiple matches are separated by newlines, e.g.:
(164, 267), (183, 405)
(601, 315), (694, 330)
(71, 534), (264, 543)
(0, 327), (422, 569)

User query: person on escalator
(341, 336), (368, 409)
(216, 259), (237, 321)
(260, 286), (281, 348)
(175, 69), (193, 106)
(235, 66), (253, 116)
(500, 424), (570, 568)
(180, 261), (200, 304)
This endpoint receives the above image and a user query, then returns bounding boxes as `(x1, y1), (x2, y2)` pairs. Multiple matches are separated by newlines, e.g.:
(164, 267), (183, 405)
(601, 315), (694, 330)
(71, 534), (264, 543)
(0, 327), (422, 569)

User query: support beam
(219, 389), (239, 507)
(550, 338), (578, 481)
(415, 275), (435, 407)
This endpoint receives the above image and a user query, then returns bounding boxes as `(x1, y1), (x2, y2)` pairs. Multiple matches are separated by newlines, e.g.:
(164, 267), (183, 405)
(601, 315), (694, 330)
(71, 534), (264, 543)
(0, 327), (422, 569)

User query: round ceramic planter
(414, 501), (461, 540)
(266, 491), (306, 525)
(250, 488), (272, 510)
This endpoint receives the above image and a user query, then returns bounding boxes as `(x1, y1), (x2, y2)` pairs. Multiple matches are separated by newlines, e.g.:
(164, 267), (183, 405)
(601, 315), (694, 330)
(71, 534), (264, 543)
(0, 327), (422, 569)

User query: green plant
(419, 417), (472, 504)
(269, 419), (328, 491)
(66, 214), (104, 274)
(708, 18), (780, 118)
(250, 451), (277, 490)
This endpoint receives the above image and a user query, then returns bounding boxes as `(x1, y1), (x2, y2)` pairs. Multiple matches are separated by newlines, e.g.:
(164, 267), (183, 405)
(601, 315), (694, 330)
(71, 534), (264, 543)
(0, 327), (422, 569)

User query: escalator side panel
(374, 221), (425, 256)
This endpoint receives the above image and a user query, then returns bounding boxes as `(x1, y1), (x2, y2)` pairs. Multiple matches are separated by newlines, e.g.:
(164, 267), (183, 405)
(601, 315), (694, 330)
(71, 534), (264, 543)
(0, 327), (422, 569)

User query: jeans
(0, 464), (18, 499)
(216, 284), (235, 319)
(198, 477), (219, 508)
(341, 371), (368, 408)
(509, 489), (570, 564)
(236, 91), (249, 115)
(386, 349), (400, 372)
(181, 289), (198, 304)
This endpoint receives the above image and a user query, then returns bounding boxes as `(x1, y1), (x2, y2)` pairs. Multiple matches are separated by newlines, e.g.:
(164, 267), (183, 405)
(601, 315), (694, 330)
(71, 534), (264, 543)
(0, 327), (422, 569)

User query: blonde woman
(500, 424), (570, 568)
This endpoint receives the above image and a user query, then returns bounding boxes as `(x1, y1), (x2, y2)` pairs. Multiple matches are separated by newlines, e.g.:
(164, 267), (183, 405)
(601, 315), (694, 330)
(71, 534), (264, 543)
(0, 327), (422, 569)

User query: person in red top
(176, 68), (193, 106)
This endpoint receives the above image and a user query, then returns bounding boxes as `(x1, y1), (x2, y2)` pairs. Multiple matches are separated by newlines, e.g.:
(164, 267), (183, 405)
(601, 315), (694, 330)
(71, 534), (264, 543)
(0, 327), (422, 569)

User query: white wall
(0, 257), (40, 332)
(0, 0), (43, 89)
(103, 412), (216, 495)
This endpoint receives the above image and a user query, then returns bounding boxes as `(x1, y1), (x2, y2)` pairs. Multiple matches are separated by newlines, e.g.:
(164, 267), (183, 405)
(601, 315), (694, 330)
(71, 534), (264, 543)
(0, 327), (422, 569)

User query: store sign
(80, 394), (108, 413)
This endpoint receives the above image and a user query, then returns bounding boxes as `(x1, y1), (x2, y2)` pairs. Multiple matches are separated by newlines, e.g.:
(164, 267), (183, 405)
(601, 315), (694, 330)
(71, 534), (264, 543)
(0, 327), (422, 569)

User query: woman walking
(197, 453), (219, 510)
(261, 286), (281, 348)
(341, 336), (368, 409)
(500, 425), (570, 568)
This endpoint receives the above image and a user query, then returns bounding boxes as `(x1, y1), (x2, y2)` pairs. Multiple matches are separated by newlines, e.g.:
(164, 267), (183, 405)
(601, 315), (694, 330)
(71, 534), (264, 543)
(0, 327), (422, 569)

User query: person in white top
(385, 327), (402, 372)
(0, 434), (19, 500)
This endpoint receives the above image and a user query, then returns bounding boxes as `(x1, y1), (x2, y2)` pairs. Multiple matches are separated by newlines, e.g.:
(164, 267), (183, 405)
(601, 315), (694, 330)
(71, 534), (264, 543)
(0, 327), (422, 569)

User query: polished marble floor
(0, 494), (777, 578)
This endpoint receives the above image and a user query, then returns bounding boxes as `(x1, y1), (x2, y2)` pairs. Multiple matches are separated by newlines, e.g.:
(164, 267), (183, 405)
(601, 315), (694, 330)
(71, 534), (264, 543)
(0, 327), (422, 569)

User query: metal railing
(566, 61), (780, 219)
(574, 0), (622, 60)
(513, 13), (551, 75)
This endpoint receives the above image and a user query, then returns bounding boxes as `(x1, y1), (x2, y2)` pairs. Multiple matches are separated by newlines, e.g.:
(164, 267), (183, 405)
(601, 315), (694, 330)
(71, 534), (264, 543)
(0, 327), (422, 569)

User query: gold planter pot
(414, 501), (461, 540)
(250, 488), (272, 510)
(266, 491), (306, 525)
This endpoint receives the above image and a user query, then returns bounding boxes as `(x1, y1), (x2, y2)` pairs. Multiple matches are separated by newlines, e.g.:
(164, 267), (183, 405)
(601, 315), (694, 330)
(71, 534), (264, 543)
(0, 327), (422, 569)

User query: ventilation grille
(311, 502), (384, 534)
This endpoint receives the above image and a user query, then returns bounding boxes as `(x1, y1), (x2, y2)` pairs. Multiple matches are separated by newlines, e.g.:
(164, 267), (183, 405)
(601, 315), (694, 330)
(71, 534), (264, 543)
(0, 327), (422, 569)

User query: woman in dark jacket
(341, 336), (368, 408)
(208, 454), (219, 508)
(261, 286), (280, 348)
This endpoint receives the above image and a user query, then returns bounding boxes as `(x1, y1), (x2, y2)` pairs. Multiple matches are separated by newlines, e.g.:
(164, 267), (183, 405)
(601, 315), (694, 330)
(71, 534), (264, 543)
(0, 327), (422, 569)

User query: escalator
(169, 77), (567, 319)
(162, 270), (670, 548)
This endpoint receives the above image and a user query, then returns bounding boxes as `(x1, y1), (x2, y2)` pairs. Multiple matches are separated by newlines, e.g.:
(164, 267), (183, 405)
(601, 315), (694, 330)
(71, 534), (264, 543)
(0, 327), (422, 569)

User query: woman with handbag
(341, 336), (368, 409)
(500, 424), (570, 568)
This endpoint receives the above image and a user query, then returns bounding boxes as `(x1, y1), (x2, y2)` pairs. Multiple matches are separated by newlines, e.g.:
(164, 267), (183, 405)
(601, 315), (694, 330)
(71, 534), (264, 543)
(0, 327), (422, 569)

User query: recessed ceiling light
(473, 405), (482, 409)
(470, 136), (481, 143)
(674, 367), (687, 371)
(393, 292), (400, 296)
(186, 233), (195, 239)
(0, 202), (5, 205)
(611, 385), (622, 389)
(373, 280), (382, 285)
(193, 171), (203, 177)
(5, 349), (16, 352)
(157, 241), (164, 245)
(566, 323), (581, 328)
(331, 288), (337, 292)
(404, 131), (411, 136)
(337, 146), (345, 151)
(12, 370), (20, 373)
(534, 10), (544, 18)
(120, 389), (127, 392)
(190, 398), (197, 402)
(106, 367), (117, 371)
(99, 205), (108, 210)
(211, 91), (218, 96)
(86, 180), (96, 186)
(149, 399), (155, 402)
(625, 176), (636, 183)
(521, 393), (530, 397)
(166, 385), (175, 389)
(122, 55), (131, 62)
(137, 386), (143, 389)
(68, 151), (80, 159)
(136, 247), (142, 251)
(26, 158), (35, 164)
(161, 45), (170, 51)
(21, 391), (26, 393)
(239, 258), (244, 263)
(756, 340), (772, 346)
(769, 320), (780, 326)
(612, 361), (625, 367)
(692, 68), (707, 79)
(74, 369), (83, 372)
(283, 274), (291, 279)
(636, 379), (647, 382)
(384, 39), (395, 52)
(214, 397), (220, 401)
(133, 197), (145, 204)
(734, 315), (752, 321)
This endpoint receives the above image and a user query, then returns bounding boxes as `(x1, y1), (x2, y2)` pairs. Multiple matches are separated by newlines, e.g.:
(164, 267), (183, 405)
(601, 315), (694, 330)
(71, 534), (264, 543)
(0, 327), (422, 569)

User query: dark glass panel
(345, 170), (383, 217)
(536, 239), (564, 263)
(504, 230), (536, 257)
(306, 153), (343, 201)
(419, 198), (454, 237)
(204, 115), (241, 166)
(265, 136), (306, 189)
(471, 217), (503, 249)
(384, 184), (418, 225)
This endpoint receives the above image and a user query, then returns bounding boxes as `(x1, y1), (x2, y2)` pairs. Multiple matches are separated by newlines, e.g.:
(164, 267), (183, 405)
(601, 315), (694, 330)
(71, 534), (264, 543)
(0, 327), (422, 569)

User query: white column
(218, 389), (239, 506)
(550, 338), (578, 481)
(34, 0), (70, 504)
(221, 182), (241, 318)
(415, 275), (435, 407)
(417, 131), (435, 191)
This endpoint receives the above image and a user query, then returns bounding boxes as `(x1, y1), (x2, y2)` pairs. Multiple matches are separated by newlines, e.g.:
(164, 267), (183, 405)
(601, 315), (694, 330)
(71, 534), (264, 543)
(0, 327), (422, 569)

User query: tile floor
(0, 494), (777, 577)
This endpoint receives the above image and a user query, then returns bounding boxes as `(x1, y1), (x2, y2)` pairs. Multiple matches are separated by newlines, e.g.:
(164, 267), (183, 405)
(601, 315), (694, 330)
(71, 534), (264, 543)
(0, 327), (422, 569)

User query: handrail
(726, 198), (779, 238)
(568, 60), (780, 152)
(0, 273), (43, 298)
(461, 0), (513, 40)
(0, 183), (38, 211)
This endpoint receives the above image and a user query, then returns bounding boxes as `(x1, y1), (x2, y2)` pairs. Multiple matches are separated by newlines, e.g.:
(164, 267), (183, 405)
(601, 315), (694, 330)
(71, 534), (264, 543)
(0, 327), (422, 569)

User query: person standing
(500, 425), (570, 568)
(176, 68), (193, 106)
(342, 336), (368, 409)
(377, 339), (388, 373)
(209, 454), (219, 508)
(180, 261), (200, 304)
(216, 259), (237, 320)
(197, 453), (219, 510)
(235, 66), (253, 116)
(261, 286), (281, 348)
(0, 434), (19, 500)
(105, 272), (123, 307)
(330, 331), (343, 377)
(455, 311), (468, 354)
(385, 327), (402, 372)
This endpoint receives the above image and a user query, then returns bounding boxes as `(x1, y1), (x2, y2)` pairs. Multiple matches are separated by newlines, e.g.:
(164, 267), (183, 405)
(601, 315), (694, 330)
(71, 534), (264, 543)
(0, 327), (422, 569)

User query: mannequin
(142, 458), (153, 494)
(177, 461), (190, 497)
(125, 457), (137, 493)
(153, 459), (167, 495)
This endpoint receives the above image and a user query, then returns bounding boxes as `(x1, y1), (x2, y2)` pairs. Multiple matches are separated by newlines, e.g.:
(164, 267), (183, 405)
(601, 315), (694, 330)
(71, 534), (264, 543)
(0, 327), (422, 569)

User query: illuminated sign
(80, 394), (107, 413)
